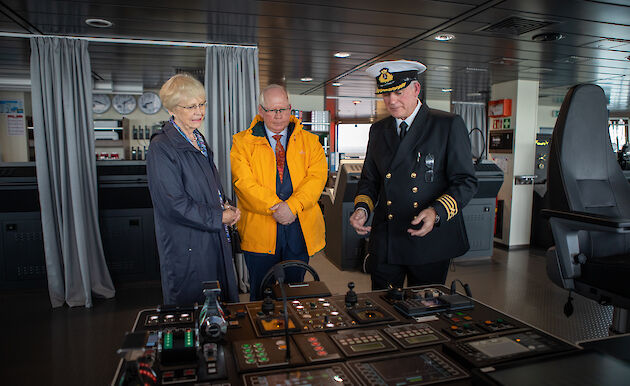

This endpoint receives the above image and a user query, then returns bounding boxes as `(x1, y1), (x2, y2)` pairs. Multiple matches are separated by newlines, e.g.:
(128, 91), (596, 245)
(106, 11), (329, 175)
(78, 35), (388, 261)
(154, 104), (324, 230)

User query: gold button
(413, 202), (419, 208)
(387, 214), (393, 220)
(412, 187), (418, 193)
(385, 173), (391, 179)
(386, 200), (392, 206)
(411, 172), (417, 178)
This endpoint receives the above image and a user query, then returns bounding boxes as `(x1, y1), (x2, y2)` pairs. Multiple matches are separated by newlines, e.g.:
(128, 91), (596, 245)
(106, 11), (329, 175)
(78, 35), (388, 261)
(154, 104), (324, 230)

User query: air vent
(480, 17), (553, 35)
(175, 68), (205, 81)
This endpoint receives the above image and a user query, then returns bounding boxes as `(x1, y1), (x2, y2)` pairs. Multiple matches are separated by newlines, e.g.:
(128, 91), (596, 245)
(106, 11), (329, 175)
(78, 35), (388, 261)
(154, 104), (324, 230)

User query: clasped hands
(349, 207), (437, 237)
(222, 203), (241, 226)
(270, 201), (296, 225)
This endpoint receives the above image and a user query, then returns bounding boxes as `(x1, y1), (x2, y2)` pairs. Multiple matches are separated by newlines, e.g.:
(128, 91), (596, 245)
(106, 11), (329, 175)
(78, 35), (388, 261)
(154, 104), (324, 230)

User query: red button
(314, 346), (324, 351)
(308, 337), (317, 342)
(317, 351), (328, 356)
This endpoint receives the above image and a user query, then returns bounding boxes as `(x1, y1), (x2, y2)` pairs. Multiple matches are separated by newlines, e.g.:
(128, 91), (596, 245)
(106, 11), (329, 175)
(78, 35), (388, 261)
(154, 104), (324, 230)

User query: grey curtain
(30, 37), (115, 308)
(453, 102), (487, 159)
(205, 45), (259, 200)
(205, 45), (259, 294)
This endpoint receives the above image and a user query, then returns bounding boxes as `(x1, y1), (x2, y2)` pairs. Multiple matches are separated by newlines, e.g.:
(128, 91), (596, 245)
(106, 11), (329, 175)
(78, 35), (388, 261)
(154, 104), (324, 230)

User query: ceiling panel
(0, 0), (628, 112)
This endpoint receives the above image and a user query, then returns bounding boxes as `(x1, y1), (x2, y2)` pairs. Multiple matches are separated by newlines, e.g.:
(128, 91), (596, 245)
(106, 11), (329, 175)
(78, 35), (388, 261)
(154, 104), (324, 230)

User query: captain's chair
(544, 84), (630, 334)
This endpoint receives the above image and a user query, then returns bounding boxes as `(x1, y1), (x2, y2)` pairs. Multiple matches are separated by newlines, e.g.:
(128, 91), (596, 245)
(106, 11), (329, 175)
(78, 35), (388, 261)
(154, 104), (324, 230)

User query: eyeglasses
(261, 105), (291, 115)
(178, 101), (207, 111)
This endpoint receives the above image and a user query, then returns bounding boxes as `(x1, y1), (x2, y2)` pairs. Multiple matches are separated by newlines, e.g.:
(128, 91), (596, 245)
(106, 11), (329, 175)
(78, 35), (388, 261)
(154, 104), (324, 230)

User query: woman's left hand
(222, 205), (241, 226)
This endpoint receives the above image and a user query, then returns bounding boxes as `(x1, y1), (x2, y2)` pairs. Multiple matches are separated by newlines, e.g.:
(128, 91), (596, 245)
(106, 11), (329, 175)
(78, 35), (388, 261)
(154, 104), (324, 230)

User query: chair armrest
(542, 209), (630, 233)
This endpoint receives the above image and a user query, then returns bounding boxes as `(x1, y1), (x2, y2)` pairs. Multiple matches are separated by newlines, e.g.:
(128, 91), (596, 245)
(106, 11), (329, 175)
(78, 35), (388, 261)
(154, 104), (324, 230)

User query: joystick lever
(345, 282), (358, 308)
(387, 284), (404, 301)
(261, 288), (275, 315)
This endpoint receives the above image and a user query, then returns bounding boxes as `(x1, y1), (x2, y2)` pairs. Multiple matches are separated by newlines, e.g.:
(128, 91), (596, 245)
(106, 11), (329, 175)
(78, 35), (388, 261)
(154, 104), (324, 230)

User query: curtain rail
(0, 31), (257, 49)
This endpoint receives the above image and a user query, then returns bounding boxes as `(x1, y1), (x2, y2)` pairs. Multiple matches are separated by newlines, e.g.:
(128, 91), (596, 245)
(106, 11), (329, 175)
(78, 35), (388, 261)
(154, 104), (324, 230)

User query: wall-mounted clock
(92, 94), (111, 114)
(138, 92), (162, 115)
(112, 94), (137, 115)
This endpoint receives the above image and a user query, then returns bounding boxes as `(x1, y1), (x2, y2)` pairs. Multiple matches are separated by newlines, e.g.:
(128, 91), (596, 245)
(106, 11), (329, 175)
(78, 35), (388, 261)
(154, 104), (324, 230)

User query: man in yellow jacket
(231, 84), (327, 300)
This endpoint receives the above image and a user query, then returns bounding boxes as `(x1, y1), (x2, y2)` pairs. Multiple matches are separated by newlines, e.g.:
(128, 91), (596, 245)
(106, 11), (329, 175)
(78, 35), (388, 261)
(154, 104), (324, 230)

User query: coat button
(387, 214), (393, 220)
(413, 202), (419, 208)
(412, 187), (418, 193)
(387, 200), (392, 206)
(411, 172), (417, 178)
(385, 173), (392, 179)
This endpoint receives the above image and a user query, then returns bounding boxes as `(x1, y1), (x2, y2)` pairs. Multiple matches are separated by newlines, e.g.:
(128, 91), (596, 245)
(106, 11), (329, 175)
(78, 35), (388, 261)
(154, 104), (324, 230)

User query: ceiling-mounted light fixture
(532, 32), (564, 42)
(352, 100), (361, 105)
(434, 33), (455, 41)
(441, 88), (452, 92)
(332, 82), (343, 86)
(334, 52), (351, 58)
(465, 67), (488, 72)
(85, 18), (113, 28)
(434, 65), (450, 71)
(300, 77), (313, 82)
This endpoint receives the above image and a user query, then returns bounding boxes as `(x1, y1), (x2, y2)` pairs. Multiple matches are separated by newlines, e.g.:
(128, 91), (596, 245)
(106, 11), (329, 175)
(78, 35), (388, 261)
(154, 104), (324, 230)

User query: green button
(242, 344), (251, 348)
(246, 358), (255, 364)
(259, 357), (269, 362)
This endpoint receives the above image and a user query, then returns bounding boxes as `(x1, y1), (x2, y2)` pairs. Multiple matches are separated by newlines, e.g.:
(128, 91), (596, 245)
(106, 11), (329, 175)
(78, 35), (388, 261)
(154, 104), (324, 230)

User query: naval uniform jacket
(354, 103), (478, 266)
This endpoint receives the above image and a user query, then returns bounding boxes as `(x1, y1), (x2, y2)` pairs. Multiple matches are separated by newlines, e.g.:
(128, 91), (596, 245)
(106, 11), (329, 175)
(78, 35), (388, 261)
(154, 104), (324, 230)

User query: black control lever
(261, 288), (275, 315)
(345, 282), (358, 308)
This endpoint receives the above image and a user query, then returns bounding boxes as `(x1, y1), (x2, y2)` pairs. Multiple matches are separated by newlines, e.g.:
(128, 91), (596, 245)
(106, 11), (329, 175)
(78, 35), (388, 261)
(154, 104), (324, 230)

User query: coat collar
(163, 120), (197, 151)
(246, 114), (302, 144)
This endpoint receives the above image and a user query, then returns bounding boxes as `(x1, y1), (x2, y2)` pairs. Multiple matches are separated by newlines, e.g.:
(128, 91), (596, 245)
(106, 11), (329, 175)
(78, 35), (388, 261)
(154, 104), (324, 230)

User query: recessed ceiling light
(332, 82), (343, 86)
(532, 32), (564, 42)
(434, 33), (455, 41)
(300, 77), (313, 82)
(441, 88), (452, 92)
(434, 65), (450, 71)
(465, 67), (488, 72)
(467, 92), (482, 97)
(334, 52), (351, 58)
(352, 100), (361, 104)
(85, 18), (113, 28)
(554, 55), (590, 64)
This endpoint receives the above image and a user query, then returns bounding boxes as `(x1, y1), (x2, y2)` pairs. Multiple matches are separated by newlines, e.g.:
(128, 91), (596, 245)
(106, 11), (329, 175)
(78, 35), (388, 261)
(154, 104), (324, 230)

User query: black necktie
(399, 121), (408, 140)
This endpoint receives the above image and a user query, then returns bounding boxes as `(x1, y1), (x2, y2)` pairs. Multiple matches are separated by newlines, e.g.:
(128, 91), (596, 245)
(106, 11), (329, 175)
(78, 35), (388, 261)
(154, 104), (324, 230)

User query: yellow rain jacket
(231, 115), (327, 255)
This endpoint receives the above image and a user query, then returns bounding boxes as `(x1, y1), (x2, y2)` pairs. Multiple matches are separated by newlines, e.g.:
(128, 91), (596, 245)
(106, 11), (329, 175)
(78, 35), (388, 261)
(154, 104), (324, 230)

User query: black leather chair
(544, 84), (630, 333)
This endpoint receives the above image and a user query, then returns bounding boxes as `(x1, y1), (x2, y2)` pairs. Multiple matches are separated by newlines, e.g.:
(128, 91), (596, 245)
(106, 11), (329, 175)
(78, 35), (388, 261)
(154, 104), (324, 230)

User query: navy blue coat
(147, 121), (239, 305)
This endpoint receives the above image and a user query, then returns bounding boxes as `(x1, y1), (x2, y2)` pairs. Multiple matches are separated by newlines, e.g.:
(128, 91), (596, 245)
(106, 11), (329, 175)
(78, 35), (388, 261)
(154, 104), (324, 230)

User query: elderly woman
(147, 73), (240, 305)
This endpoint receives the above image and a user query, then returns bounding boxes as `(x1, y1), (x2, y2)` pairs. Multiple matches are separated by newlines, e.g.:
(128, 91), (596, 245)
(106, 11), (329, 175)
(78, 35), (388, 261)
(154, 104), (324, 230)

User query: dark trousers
(371, 258), (450, 290)
(243, 221), (309, 301)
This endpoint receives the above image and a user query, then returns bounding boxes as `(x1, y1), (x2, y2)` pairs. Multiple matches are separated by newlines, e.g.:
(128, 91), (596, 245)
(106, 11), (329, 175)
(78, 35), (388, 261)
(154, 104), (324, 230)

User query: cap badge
(378, 68), (394, 85)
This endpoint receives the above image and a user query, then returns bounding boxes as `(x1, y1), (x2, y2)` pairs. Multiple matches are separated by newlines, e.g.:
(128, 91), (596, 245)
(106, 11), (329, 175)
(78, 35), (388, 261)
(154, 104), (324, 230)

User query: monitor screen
(337, 124), (371, 154)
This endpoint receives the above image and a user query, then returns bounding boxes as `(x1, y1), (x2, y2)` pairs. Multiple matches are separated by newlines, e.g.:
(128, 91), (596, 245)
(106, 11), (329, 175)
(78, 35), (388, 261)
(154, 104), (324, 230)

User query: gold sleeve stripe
(376, 82), (408, 94)
(354, 195), (374, 211)
(436, 197), (454, 215)
(437, 194), (458, 221)
(444, 194), (458, 212)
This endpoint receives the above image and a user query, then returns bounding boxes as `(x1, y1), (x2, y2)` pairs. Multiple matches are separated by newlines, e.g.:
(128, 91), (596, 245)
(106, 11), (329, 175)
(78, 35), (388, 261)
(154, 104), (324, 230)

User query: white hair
(259, 84), (290, 108)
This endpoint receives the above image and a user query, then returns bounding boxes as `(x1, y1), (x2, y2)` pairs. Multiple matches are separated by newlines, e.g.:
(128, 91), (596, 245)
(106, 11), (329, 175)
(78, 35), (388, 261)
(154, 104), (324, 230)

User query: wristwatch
(432, 207), (440, 224)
